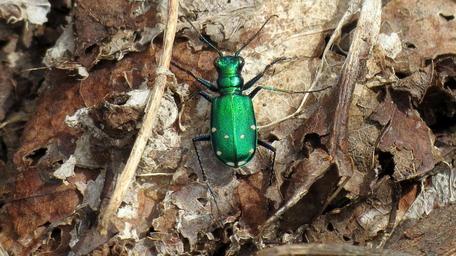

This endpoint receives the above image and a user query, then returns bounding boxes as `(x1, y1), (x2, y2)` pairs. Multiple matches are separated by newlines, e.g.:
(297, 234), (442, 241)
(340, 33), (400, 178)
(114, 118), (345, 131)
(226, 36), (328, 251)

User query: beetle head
(215, 56), (245, 88)
(214, 56), (245, 72)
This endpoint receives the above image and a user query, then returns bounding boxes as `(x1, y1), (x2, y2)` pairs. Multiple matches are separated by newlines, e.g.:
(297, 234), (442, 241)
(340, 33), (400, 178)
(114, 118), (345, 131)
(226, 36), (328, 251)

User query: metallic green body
(179, 17), (283, 170)
(211, 94), (257, 167)
(211, 56), (256, 167)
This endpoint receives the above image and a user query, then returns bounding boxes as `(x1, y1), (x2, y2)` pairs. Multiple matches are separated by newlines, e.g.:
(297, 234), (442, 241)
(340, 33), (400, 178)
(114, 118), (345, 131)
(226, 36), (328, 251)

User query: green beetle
(175, 17), (282, 170)
(210, 56), (258, 167)
(174, 16), (326, 179)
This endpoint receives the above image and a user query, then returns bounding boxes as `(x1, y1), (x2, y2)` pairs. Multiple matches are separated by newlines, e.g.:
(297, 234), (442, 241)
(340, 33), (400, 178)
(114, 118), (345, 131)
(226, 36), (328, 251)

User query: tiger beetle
(173, 16), (328, 199)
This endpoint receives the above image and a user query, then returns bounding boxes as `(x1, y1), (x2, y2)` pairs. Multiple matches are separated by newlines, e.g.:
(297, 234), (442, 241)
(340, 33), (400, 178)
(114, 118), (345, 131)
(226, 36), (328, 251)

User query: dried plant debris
(382, 0), (456, 73)
(0, 65), (14, 122)
(0, 0), (51, 25)
(0, 0), (455, 255)
(370, 88), (439, 181)
(387, 204), (456, 255)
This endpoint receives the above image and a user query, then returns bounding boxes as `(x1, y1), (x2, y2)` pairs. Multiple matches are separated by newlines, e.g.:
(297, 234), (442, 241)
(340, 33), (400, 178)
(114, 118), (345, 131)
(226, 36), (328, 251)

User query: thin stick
(136, 173), (174, 177)
(328, 0), (381, 177)
(259, 0), (362, 129)
(257, 244), (411, 256)
(97, 0), (179, 235)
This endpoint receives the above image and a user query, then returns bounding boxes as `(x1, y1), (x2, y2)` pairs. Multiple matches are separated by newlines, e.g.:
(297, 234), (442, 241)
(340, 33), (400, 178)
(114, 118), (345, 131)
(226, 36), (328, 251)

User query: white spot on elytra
(226, 162), (235, 167)
(250, 125), (256, 130)
(240, 134), (245, 139)
(224, 135), (229, 139)
(249, 148), (254, 153)
(216, 151), (222, 156)
(238, 160), (246, 166)
(211, 127), (217, 132)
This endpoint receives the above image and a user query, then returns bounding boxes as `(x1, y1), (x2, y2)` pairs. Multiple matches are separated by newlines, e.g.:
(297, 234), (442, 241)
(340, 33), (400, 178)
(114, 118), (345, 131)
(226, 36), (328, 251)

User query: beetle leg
(258, 140), (277, 186)
(249, 86), (332, 99)
(192, 135), (221, 216)
(171, 61), (219, 92)
(198, 91), (213, 102)
(248, 86), (263, 98)
(192, 134), (211, 182)
(243, 57), (287, 90)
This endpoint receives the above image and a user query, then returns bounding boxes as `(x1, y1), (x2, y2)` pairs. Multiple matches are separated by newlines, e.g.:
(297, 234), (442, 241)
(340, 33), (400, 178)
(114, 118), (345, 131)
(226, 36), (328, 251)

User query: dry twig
(257, 244), (412, 256)
(328, 0), (381, 178)
(97, 0), (179, 234)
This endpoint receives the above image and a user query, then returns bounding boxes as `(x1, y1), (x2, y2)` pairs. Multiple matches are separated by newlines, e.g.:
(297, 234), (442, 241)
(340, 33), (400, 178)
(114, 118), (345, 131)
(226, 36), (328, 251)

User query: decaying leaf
(382, 0), (456, 73)
(370, 89), (439, 181)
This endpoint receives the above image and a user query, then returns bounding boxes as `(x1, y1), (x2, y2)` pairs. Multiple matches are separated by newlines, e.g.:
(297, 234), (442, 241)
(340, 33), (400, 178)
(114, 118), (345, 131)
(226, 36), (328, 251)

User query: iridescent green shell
(210, 94), (257, 167)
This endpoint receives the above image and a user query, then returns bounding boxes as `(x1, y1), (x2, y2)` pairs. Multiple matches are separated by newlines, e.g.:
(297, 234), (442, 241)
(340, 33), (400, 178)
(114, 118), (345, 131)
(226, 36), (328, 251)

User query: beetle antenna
(184, 17), (223, 57)
(235, 15), (278, 56)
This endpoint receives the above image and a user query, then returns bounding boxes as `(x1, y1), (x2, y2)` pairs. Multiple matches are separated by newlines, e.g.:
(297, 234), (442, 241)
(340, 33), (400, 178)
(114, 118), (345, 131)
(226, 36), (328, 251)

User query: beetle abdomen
(210, 94), (257, 167)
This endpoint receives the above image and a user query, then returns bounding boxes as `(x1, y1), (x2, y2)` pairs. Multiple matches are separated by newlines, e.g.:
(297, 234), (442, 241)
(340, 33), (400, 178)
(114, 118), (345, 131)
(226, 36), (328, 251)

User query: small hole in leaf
(182, 237), (191, 252)
(303, 133), (322, 148)
(213, 241), (229, 256)
(124, 240), (135, 249)
(301, 133), (323, 157)
(444, 77), (456, 90)
(119, 202), (128, 208)
(418, 87), (456, 133)
(84, 44), (97, 55)
(106, 94), (130, 105)
(326, 222), (335, 231)
(225, 226), (234, 237)
(405, 42), (416, 49)
(52, 160), (64, 169)
(0, 40), (7, 49)
(424, 58), (433, 66)
(395, 71), (410, 79)
(197, 197), (208, 206)
(377, 150), (395, 178)
(439, 13), (455, 21)
(212, 226), (223, 238)
(188, 172), (198, 181)
(50, 227), (61, 242)
(26, 147), (48, 166)
(0, 137), (7, 162)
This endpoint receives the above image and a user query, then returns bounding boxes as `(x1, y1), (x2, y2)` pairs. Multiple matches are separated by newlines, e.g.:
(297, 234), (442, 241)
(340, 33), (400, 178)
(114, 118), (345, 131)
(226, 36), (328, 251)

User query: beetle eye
(239, 58), (245, 66)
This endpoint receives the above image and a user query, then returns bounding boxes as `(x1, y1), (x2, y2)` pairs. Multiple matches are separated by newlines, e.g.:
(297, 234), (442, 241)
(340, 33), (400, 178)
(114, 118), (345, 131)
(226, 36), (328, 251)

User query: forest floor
(0, 0), (455, 255)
